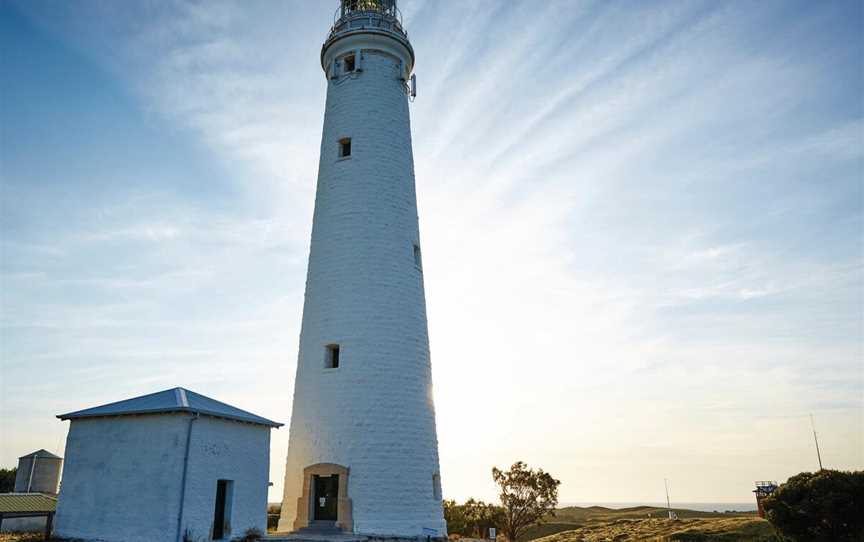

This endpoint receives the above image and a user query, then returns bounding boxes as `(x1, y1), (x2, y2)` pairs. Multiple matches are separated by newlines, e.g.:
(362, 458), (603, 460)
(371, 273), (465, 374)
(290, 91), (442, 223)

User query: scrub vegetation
(762, 469), (863, 542)
(446, 504), (770, 542)
(446, 468), (864, 541)
(524, 514), (776, 542)
(0, 468), (16, 493)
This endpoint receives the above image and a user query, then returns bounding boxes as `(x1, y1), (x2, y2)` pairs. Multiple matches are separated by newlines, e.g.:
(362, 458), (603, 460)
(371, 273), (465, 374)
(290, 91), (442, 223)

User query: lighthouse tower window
(339, 138), (352, 158)
(343, 54), (356, 73)
(325, 344), (340, 369)
(413, 244), (422, 268)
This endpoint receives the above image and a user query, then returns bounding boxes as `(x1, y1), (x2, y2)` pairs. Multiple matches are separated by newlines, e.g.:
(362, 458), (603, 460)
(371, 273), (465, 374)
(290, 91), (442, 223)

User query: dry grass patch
(534, 517), (777, 542)
(0, 534), (56, 542)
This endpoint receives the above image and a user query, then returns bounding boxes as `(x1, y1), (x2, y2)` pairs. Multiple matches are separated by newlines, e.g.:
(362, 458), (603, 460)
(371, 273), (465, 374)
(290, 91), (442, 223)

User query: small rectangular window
(325, 344), (340, 369)
(344, 54), (356, 73)
(339, 138), (352, 158)
(413, 244), (422, 268)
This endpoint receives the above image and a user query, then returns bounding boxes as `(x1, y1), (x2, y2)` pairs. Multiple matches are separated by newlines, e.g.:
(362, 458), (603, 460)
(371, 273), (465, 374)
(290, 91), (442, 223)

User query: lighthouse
(278, 0), (446, 537)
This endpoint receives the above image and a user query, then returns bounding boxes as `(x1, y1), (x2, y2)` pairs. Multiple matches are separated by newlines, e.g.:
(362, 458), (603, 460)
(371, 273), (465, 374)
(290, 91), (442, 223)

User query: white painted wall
(55, 415), (187, 542)
(0, 516), (48, 533)
(181, 415), (271, 542)
(279, 19), (446, 537)
(54, 413), (271, 542)
(14, 455), (62, 494)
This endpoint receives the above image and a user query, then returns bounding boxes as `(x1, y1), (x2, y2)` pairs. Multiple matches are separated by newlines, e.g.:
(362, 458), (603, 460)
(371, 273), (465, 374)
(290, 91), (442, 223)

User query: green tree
(492, 461), (560, 542)
(0, 467), (16, 492)
(444, 499), (504, 538)
(763, 469), (863, 542)
(444, 499), (471, 536)
(464, 498), (505, 538)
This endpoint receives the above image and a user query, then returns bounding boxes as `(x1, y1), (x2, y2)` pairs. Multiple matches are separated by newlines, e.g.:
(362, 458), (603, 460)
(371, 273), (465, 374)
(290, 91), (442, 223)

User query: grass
(2, 506), (774, 542)
(666, 517), (780, 541)
(0, 534), (58, 542)
(516, 506), (776, 542)
(528, 516), (777, 542)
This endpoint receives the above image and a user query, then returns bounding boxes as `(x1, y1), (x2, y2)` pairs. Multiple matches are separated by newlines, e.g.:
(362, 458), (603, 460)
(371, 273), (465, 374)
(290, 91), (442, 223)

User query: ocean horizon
(561, 502), (757, 513)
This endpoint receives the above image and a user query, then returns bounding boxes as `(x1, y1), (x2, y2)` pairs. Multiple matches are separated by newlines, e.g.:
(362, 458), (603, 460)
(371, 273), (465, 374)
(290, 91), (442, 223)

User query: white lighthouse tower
(278, 0), (445, 537)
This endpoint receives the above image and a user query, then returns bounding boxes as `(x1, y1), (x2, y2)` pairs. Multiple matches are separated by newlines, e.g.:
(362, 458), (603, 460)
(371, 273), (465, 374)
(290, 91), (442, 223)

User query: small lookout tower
(753, 481), (778, 518)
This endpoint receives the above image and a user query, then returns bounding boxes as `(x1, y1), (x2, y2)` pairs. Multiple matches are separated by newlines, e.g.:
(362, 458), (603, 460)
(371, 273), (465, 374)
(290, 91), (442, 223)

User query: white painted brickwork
(54, 414), (270, 542)
(181, 416), (271, 541)
(279, 29), (446, 537)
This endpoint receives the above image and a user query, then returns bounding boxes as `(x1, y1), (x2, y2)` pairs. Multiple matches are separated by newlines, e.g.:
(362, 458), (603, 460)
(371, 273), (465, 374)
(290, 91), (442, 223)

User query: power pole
(810, 414), (823, 471)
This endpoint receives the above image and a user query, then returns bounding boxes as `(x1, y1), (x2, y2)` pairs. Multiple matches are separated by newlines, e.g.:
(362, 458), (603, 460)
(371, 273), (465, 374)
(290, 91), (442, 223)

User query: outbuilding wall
(54, 414), (187, 542)
(54, 413), (272, 542)
(13, 456), (62, 494)
(0, 517), (49, 534)
(180, 415), (271, 541)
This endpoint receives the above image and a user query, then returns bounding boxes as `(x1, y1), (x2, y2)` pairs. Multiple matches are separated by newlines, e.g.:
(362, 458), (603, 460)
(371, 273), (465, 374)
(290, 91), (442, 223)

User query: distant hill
(520, 505), (764, 541)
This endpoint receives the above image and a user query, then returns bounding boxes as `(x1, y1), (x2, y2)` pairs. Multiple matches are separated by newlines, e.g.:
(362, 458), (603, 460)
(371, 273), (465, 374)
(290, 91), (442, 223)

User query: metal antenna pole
(810, 414), (823, 471)
(664, 479), (672, 519)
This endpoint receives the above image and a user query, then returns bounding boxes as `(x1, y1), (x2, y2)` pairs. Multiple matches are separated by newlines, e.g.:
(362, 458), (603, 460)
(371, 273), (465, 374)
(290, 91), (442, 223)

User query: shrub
(0, 467), (16, 492)
(237, 527), (264, 541)
(763, 469), (863, 541)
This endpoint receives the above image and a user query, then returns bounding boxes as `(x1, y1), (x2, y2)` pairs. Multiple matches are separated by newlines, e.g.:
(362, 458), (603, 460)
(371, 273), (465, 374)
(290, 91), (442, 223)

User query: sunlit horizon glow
(1, 0), (861, 505)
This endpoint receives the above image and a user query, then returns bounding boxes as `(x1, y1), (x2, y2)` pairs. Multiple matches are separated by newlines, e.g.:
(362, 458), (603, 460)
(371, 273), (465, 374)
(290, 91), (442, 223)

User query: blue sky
(1, 0), (862, 504)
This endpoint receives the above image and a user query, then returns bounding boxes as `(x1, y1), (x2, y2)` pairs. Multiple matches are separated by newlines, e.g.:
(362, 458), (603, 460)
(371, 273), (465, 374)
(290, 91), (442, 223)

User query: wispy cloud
(2, 0), (861, 503)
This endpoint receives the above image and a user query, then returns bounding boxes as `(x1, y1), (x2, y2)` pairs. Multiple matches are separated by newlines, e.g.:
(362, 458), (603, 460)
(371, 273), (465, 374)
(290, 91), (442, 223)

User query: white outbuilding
(54, 387), (282, 542)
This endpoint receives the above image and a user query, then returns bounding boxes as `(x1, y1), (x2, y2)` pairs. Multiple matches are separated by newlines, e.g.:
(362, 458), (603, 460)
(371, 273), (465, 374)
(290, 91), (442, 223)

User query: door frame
(294, 463), (353, 532)
(212, 479), (234, 540)
(312, 473), (339, 521)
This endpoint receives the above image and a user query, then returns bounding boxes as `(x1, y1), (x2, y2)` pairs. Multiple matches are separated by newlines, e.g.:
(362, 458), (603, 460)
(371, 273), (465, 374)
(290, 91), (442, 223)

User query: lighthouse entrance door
(313, 474), (339, 521)
(295, 463), (352, 532)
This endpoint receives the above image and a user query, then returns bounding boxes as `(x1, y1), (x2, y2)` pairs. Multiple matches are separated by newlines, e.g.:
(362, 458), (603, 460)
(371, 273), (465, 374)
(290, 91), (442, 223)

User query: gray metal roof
(0, 493), (57, 514)
(57, 388), (283, 428)
(19, 449), (61, 460)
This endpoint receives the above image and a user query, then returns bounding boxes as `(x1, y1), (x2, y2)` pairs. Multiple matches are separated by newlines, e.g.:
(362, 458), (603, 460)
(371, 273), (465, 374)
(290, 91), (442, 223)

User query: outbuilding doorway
(213, 479), (233, 540)
(313, 474), (339, 521)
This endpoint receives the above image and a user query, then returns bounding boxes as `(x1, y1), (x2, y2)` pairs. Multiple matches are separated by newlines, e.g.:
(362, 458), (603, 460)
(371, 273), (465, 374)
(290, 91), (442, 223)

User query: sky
(1, 0), (862, 505)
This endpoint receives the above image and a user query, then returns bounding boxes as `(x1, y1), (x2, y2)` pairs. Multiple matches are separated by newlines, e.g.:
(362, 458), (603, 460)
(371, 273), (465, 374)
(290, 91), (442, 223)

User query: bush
(763, 469), (863, 541)
(444, 498), (504, 538)
(237, 527), (264, 541)
(0, 468), (16, 492)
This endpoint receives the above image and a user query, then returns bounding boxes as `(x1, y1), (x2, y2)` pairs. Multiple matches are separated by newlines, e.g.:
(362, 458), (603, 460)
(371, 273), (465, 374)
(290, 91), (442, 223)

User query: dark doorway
(213, 479), (233, 540)
(313, 474), (339, 521)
